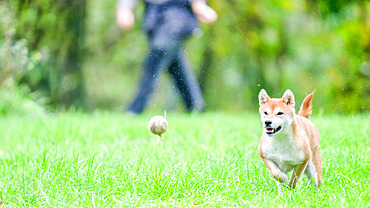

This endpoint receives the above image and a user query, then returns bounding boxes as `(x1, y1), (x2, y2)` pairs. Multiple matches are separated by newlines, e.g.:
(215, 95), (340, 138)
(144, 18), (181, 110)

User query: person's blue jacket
(117, 0), (199, 34)
(117, 0), (196, 11)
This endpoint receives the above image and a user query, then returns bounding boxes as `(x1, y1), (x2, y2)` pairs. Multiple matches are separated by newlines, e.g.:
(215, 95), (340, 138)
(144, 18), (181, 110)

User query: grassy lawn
(0, 112), (369, 207)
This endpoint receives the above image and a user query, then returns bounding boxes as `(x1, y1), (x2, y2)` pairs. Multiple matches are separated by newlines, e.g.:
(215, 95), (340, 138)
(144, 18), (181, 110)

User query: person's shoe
(124, 111), (138, 117)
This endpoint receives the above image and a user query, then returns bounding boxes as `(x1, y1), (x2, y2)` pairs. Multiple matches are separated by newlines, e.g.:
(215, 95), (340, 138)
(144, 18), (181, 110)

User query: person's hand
(191, 0), (218, 24)
(116, 7), (135, 30)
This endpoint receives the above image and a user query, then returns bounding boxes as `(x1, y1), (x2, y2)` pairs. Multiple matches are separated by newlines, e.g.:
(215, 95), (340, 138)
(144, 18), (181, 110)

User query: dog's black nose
(265, 120), (272, 126)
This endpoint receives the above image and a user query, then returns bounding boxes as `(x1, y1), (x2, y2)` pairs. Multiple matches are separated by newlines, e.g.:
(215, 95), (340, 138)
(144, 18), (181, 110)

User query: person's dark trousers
(127, 5), (204, 114)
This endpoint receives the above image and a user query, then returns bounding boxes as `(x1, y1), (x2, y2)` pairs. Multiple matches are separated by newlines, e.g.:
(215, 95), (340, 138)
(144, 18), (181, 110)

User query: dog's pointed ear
(282, 89), (295, 108)
(259, 89), (270, 106)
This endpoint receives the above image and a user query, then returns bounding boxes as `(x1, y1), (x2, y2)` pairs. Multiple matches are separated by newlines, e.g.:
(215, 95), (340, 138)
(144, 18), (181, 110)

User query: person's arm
(191, 0), (218, 24)
(116, 0), (138, 30)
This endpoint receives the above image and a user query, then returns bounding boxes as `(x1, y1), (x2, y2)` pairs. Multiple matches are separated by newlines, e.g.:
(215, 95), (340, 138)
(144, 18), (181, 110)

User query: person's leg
(126, 49), (165, 113)
(168, 51), (204, 112)
(127, 25), (184, 113)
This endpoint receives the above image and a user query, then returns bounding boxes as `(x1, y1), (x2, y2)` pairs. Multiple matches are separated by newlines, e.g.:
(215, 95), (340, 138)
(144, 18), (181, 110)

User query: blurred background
(0, 0), (369, 115)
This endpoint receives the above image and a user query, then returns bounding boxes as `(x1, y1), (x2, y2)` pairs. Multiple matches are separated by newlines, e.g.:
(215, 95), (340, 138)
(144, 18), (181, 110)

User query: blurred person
(116, 0), (217, 114)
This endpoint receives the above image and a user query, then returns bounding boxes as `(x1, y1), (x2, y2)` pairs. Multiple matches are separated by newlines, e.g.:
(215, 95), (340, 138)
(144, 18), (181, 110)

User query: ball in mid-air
(148, 115), (168, 136)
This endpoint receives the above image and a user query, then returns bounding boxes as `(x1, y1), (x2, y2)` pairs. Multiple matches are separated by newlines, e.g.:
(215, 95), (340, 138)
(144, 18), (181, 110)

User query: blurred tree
(2, 0), (368, 113)
(13, 0), (87, 108)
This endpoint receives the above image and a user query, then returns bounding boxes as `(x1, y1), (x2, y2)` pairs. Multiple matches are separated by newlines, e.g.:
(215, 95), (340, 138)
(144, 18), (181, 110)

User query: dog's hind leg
(304, 158), (319, 187)
(312, 150), (323, 186)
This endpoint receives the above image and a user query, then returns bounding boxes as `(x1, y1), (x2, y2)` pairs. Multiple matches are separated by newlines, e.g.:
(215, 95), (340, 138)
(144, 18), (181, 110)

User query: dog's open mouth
(266, 126), (282, 135)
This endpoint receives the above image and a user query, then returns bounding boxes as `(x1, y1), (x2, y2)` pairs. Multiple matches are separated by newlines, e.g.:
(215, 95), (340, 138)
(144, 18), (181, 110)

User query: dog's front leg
(262, 158), (288, 183)
(276, 181), (285, 193)
(288, 160), (309, 188)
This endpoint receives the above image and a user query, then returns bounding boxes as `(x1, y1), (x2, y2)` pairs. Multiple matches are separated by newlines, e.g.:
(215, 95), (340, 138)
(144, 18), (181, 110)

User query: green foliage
(190, 0), (369, 113)
(8, 0), (86, 108)
(0, 2), (28, 87)
(2, 0), (368, 113)
(0, 2), (46, 115)
(83, 0), (369, 113)
(0, 113), (368, 206)
(0, 86), (46, 116)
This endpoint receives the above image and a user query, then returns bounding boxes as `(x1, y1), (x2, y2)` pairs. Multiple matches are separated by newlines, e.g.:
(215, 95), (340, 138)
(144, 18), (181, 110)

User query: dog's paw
(278, 173), (288, 183)
(277, 182), (284, 193)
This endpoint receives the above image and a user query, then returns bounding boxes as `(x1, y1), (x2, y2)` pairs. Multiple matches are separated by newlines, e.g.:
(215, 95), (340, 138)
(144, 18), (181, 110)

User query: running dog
(258, 89), (322, 189)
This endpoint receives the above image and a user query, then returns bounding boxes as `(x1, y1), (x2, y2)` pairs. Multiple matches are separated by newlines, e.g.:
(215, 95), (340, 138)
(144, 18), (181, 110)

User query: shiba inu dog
(257, 89), (322, 189)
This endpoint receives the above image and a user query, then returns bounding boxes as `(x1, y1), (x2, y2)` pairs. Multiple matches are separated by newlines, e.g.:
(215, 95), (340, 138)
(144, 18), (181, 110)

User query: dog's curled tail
(298, 90), (315, 118)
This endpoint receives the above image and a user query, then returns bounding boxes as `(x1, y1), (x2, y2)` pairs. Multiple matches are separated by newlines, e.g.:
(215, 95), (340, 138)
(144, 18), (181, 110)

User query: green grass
(0, 112), (369, 207)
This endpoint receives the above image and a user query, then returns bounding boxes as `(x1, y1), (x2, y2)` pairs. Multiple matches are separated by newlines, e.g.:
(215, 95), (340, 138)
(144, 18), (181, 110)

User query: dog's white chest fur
(261, 135), (306, 173)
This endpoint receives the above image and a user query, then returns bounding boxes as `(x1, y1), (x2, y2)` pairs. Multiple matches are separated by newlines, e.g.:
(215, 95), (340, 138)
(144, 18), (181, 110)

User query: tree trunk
(57, 0), (87, 108)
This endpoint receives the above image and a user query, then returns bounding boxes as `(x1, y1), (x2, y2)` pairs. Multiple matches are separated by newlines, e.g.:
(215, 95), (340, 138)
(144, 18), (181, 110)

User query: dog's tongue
(266, 128), (274, 133)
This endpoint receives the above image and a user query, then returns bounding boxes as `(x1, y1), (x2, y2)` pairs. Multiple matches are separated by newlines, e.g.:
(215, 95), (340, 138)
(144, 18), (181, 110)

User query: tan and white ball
(148, 115), (168, 136)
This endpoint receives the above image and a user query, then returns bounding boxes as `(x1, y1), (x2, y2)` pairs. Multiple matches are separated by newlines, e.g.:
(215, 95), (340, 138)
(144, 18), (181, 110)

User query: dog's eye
(264, 112), (268, 115)
(277, 112), (284, 115)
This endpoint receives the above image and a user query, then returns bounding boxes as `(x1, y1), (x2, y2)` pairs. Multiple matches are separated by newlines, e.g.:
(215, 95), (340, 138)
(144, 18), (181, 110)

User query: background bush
(0, 0), (369, 114)
(0, 2), (45, 115)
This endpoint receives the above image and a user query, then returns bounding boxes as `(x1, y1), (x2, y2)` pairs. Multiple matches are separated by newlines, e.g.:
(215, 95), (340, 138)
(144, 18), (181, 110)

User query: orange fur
(298, 90), (315, 118)
(258, 89), (322, 189)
